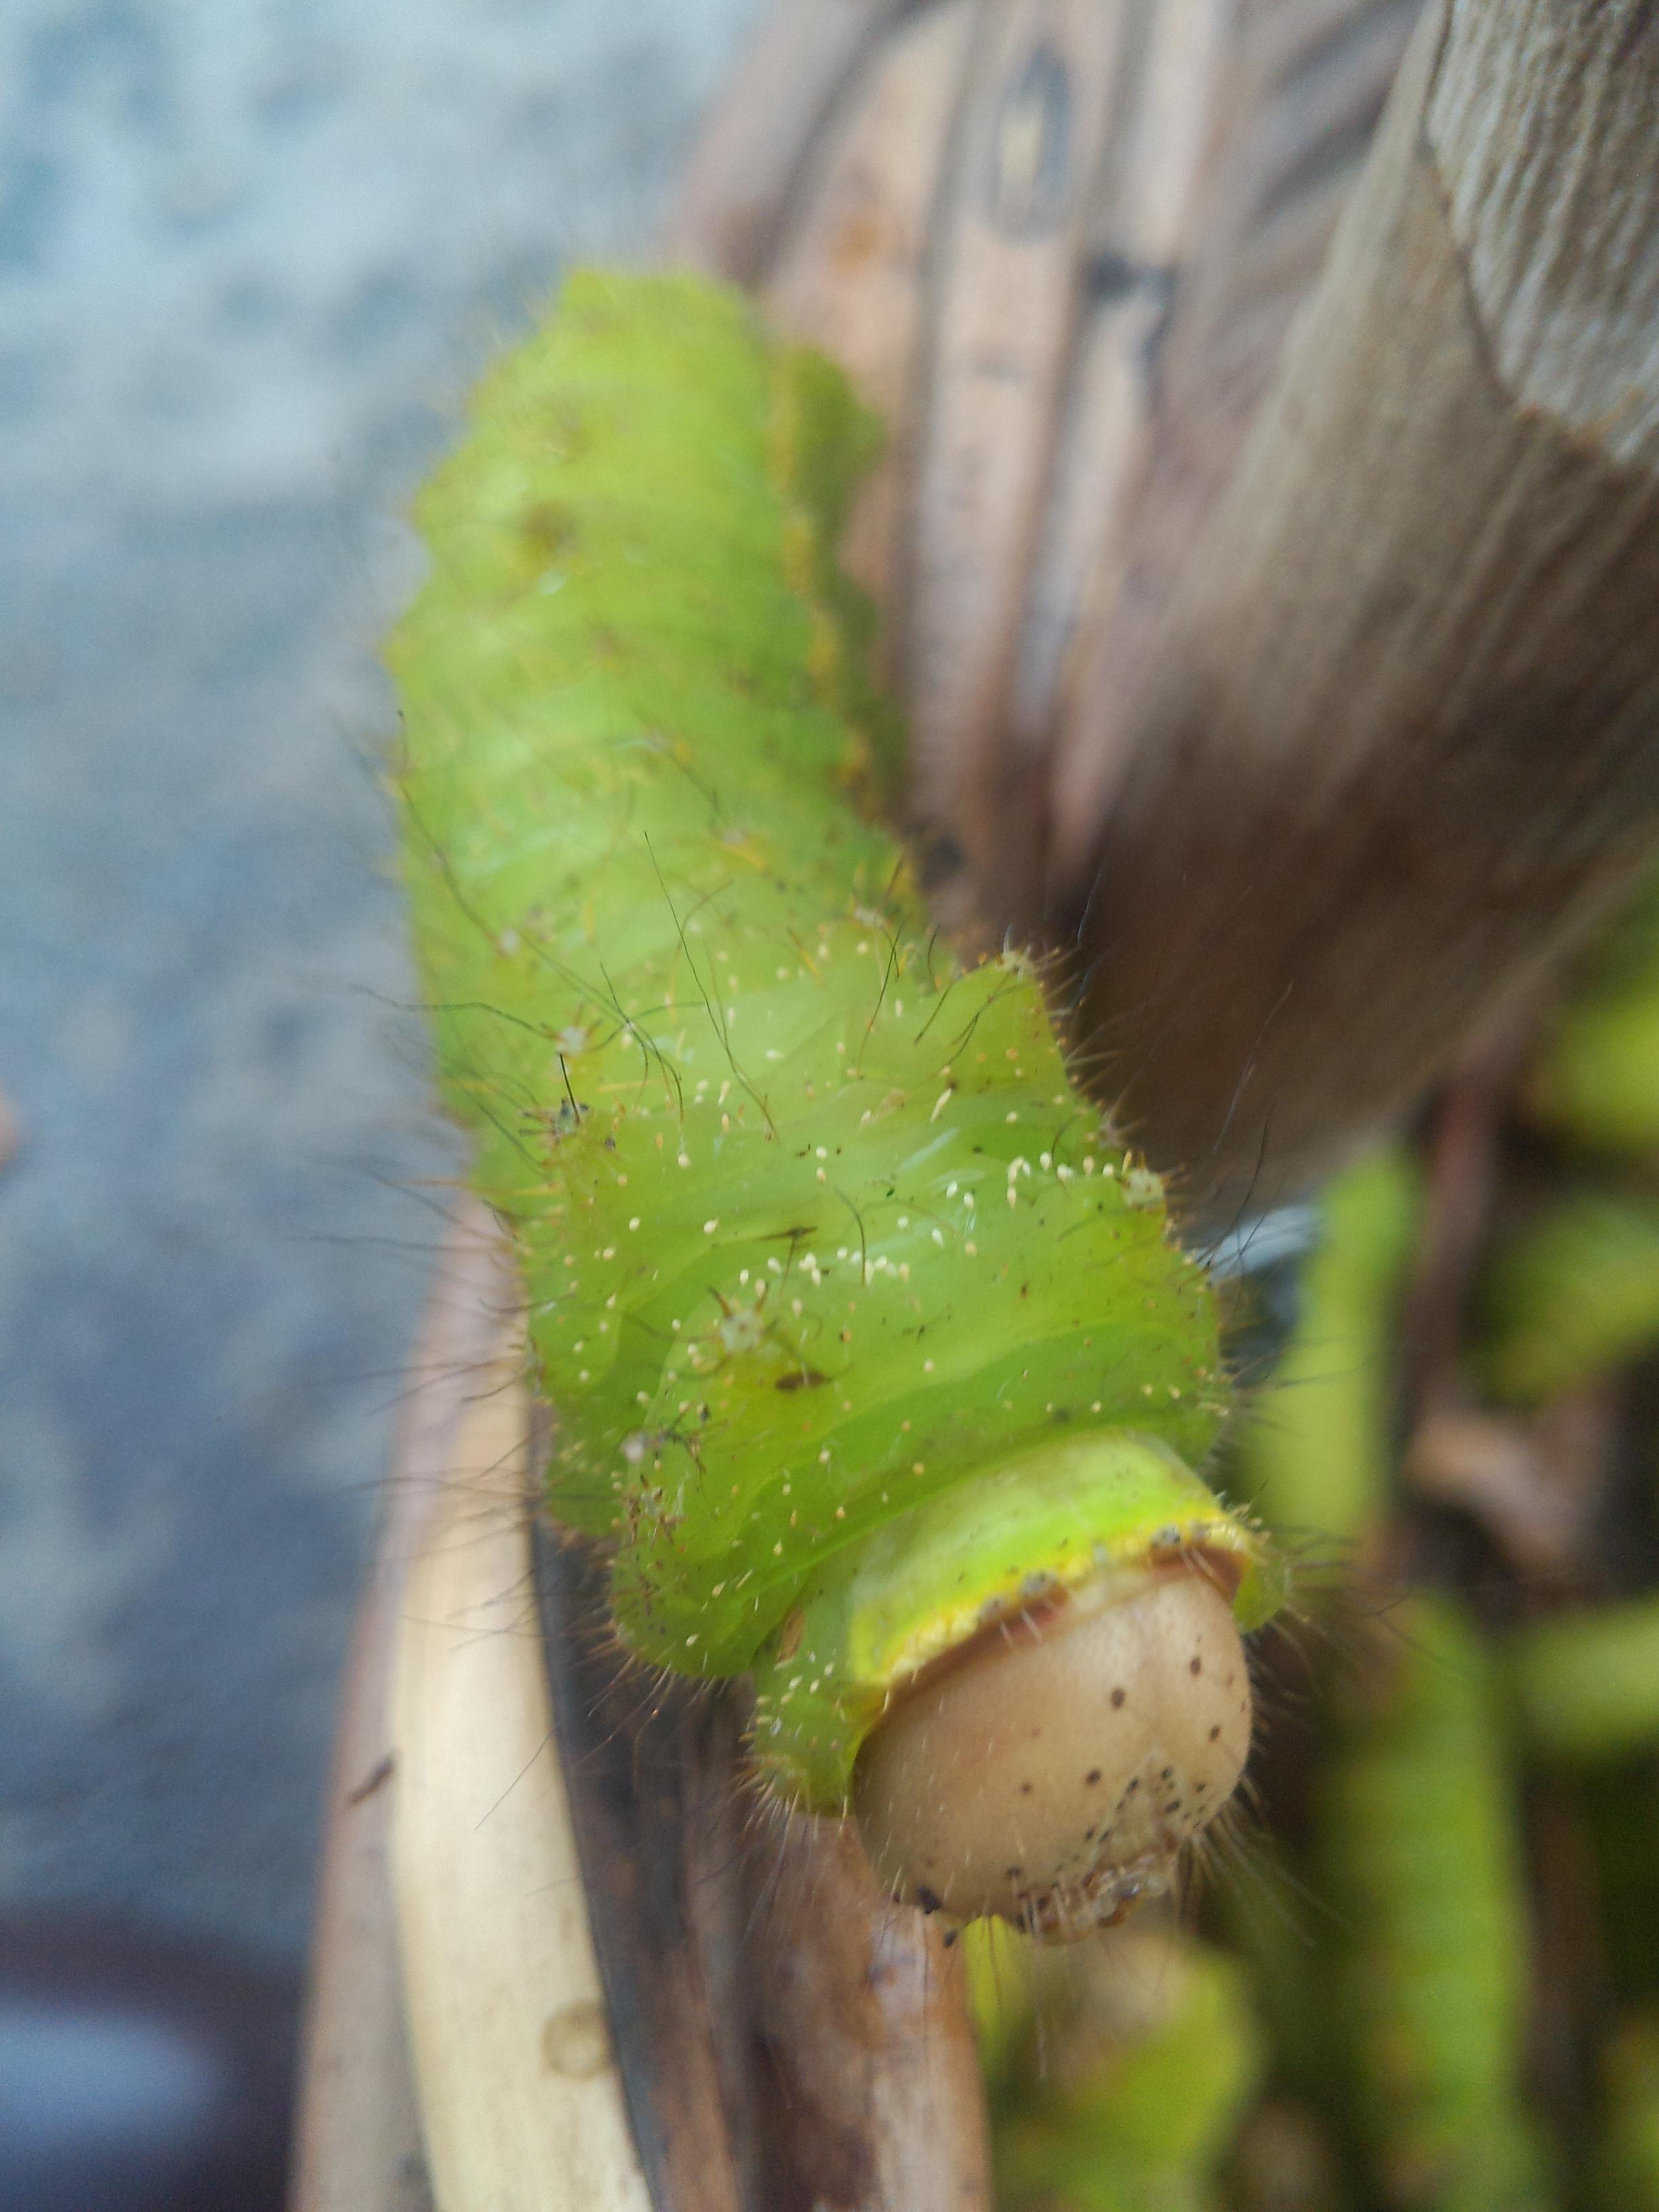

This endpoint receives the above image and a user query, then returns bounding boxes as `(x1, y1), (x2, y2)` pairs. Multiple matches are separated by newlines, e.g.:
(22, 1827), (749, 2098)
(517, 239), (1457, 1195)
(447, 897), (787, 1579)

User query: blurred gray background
(0, 0), (762, 1969)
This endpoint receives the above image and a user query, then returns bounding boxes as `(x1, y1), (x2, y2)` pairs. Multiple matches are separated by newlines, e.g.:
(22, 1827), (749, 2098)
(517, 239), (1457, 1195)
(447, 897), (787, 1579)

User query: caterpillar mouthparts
(852, 1565), (1252, 1941)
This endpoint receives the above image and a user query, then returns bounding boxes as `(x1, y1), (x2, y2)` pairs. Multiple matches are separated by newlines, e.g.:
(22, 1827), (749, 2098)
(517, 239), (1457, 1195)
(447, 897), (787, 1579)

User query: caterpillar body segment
(1322, 1596), (1550, 2211)
(1595, 2013), (1659, 2212)
(391, 268), (1280, 1931)
(1526, 867), (1659, 1156)
(983, 1923), (1266, 2211)
(1237, 1145), (1422, 1549)
(1479, 1187), (1659, 1407)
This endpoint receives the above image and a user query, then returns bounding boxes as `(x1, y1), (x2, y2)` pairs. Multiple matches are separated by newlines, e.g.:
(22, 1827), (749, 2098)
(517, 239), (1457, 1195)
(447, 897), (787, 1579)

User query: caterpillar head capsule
(747, 1432), (1280, 1940)
(851, 1564), (1252, 1939)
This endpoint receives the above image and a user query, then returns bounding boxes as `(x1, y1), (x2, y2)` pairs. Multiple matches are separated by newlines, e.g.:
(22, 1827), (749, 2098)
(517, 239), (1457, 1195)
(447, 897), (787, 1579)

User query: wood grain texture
(675, 0), (1413, 972)
(1048, 0), (1422, 887)
(388, 1338), (655, 2212)
(749, 1819), (992, 2212)
(1063, 0), (1659, 1230)
(1427, 0), (1659, 468)
(899, 0), (1127, 872)
(1008, 0), (1237, 841)
(289, 1201), (515, 2212)
(533, 1532), (750, 2212)
(663, 0), (924, 285)
(764, 0), (975, 625)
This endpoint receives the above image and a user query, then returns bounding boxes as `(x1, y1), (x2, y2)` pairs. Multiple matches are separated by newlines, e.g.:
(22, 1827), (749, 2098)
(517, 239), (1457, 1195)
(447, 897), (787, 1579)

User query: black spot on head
(1161, 1766), (1174, 1780)
(1020, 1781), (1033, 1795)
(1005, 1864), (1023, 1879)
(916, 1885), (943, 1914)
(1208, 1725), (1221, 1742)
(1164, 1800), (1181, 1815)
(1189, 1656), (1202, 1675)
(942, 1927), (958, 1948)
(1086, 1768), (1102, 1786)
(1110, 1687), (1126, 1708)
(1126, 1777), (1139, 1792)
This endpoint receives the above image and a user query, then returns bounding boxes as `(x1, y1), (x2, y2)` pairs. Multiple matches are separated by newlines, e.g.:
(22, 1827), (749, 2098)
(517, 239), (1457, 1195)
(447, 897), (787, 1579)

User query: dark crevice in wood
(534, 1524), (749, 2212)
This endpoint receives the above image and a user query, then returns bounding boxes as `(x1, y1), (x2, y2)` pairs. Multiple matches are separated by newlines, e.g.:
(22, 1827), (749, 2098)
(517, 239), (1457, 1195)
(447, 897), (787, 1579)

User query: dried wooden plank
(1008, 0), (1235, 799)
(663, 0), (924, 285)
(388, 1335), (657, 2212)
(764, 0), (975, 627)
(747, 1818), (991, 2211)
(899, 0), (1126, 881)
(1064, 0), (1659, 1230)
(532, 1530), (750, 2212)
(289, 1200), (514, 2212)
(1047, 0), (1422, 896)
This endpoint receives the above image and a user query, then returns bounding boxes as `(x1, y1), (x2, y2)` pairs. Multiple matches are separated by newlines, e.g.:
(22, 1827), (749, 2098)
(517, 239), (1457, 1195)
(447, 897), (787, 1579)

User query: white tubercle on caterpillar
(851, 1567), (1253, 1942)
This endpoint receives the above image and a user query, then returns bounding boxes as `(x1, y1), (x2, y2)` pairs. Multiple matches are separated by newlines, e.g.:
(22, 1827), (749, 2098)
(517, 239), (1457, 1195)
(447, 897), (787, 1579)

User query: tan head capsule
(851, 1565), (1252, 1940)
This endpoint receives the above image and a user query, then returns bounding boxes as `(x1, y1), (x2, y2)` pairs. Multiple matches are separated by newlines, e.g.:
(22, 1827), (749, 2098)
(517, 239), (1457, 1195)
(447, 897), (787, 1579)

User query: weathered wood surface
(1047, 0), (1422, 899)
(533, 1460), (989, 2212)
(893, 0), (1127, 861)
(740, 0), (1423, 952)
(289, 1202), (514, 2212)
(532, 1533), (750, 2212)
(387, 1339), (657, 2212)
(1063, 0), (1659, 1228)
(764, 0), (975, 626)
(663, 0), (924, 286)
(694, 0), (1659, 1239)
(758, 0), (1275, 935)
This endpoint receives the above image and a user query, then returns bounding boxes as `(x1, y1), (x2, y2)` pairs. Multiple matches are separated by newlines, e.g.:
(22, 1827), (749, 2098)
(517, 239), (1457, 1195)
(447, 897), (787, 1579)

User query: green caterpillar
(390, 268), (1281, 1934)
(1321, 1597), (1549, 2212)
(1479, 1186), (1659, 1406)
(1237, 1145), (1422, 1549)
(1525, 867), (1659, 1157)
(972, 1922), (1265, 2212)
(1594, 2013), (1659, 2211)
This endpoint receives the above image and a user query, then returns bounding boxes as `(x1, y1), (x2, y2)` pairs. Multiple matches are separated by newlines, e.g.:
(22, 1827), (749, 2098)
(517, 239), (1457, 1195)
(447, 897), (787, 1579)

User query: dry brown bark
(1061, 0), (1659, 1229)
